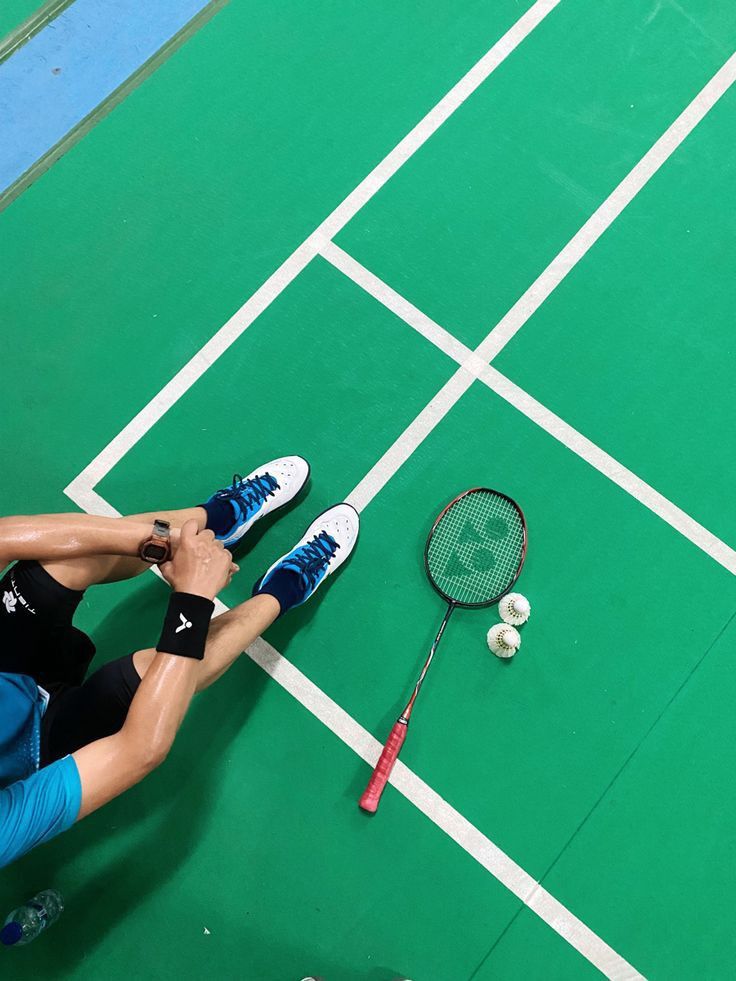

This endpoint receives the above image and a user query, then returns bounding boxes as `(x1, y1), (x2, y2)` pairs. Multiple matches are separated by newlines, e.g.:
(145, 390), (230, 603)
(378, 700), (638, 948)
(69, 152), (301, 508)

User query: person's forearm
(122, 651), (199, 761)
(124, 590), (216, 755)
(73, 651), (200, 818)
(73, 594), (211, 820)
(0, 513), (174, 566)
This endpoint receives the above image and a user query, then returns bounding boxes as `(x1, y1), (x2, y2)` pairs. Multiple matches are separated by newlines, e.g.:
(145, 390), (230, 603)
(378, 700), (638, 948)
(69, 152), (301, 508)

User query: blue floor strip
(0, 0), (210, 194)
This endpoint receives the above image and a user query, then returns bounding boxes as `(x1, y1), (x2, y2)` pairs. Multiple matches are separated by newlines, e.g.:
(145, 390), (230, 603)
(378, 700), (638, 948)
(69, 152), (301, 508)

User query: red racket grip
(359, 721), (407, 813)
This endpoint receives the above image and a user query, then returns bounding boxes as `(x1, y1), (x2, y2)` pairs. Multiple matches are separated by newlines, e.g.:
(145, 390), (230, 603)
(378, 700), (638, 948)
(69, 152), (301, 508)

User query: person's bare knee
(41, 556), (116, 591)
(42, 550), (155, 590)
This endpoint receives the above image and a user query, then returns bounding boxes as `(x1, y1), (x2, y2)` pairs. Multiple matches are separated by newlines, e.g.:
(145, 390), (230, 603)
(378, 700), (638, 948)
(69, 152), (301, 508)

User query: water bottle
(1, 889), (64, 946)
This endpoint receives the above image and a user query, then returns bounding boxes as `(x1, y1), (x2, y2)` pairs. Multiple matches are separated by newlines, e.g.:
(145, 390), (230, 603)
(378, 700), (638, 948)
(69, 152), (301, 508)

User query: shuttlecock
(487, 623), (521, 658)
(499, 592), (531, 625)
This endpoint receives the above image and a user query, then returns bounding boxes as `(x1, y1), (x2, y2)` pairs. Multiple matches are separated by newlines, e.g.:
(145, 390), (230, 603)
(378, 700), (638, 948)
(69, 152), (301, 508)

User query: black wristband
(156, 592), (214, 660)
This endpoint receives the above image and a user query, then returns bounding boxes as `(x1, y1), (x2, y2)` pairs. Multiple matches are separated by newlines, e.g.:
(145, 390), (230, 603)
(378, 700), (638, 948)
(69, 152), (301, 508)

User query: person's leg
(0, 559), (93, 686)
(41, 506), (207, 591)
(132, 593), (280, 692)
(130, 501), (359, 691)
(41, 593), (280, 763)
(42, 455), (311, 592)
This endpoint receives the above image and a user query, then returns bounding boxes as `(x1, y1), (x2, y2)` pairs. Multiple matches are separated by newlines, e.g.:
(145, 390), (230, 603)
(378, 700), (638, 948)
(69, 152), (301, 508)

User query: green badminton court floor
(2, 1), (736, 978)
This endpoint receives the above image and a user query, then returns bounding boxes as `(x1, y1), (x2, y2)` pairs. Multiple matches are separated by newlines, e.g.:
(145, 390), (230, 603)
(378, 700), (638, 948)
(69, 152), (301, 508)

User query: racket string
(427, 491), (525, 605)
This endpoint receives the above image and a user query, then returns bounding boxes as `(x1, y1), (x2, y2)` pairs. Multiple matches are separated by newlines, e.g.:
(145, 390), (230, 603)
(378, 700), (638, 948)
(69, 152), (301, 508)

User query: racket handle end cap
(358, 791), (380, 813)
(358, 720), (408, 814)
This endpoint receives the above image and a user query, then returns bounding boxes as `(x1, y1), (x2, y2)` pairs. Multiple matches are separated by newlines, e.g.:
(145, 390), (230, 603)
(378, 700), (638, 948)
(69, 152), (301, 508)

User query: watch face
(144, 543), (168, 562)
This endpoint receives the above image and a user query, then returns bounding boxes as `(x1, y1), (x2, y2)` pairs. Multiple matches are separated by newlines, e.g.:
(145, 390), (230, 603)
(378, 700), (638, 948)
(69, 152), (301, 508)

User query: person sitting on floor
(0, 456), (359, 868)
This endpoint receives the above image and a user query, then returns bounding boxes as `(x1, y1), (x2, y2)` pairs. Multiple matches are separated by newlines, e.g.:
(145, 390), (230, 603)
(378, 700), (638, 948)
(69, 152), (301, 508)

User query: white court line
(331, 49), (736, 574)
(477, 366), (736, 574)
(63, 476), (642, 979)
(64, 0), (560, 505)
(314, 0), (562, 241)
(245, 640), (642, 981)
(477, 49), (736, 363)
(320, 239), (477, 366)
(327, 242), (736, 574)
(65, 239), (317, 503)
(346, 368), (476, 512)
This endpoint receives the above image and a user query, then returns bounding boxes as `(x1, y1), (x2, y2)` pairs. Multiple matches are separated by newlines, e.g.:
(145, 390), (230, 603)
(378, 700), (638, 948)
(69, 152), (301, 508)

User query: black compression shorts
(0, 560), (141, 765)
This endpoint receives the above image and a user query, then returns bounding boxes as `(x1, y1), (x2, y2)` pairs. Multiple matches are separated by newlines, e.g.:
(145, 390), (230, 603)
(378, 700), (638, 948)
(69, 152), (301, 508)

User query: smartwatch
(139, 519), (172, 564)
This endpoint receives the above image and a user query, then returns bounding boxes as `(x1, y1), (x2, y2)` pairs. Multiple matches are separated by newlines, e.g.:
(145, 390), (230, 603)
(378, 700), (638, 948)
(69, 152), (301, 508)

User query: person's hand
(159, 520), (238, 600)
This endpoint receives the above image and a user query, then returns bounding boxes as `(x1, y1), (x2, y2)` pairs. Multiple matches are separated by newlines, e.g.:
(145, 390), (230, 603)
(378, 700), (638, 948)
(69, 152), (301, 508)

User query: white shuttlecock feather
(487, 623), (521, 659)
(499, 592), (531, 625)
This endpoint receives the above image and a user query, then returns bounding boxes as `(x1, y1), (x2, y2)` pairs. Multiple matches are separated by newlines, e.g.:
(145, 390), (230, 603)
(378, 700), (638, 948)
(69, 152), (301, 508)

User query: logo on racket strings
(442, 515), (509, 580)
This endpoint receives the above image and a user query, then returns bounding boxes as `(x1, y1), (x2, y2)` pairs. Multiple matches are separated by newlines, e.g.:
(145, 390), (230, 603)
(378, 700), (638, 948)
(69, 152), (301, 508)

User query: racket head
(424, 487), (527, 608)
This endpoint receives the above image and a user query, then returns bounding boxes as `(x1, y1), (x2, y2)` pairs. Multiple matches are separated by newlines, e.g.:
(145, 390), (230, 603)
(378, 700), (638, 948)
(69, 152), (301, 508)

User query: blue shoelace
(216, 472), (279, 519)
(284, 531), (340, 591)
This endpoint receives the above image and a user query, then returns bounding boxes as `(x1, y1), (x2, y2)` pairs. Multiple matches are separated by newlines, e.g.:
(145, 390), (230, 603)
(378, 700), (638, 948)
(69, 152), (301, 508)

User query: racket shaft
(359, 721), (407, 812)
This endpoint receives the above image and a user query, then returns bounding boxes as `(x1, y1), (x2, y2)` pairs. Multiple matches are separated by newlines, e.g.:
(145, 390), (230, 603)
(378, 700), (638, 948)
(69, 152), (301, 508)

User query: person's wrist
(174, 581), (216, 602)
(157, 592), (215, 660)
(131, 521), (157, 553)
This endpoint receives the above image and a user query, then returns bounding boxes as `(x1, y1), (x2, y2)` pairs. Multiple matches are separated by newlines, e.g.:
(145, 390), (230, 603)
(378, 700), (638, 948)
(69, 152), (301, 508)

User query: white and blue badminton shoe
(204, 456), (310, 548)
(254, 503), (359, 613)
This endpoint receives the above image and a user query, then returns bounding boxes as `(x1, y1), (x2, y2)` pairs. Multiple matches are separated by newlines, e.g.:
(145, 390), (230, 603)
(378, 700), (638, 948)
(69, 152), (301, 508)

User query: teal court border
(60, 2), (736, 975)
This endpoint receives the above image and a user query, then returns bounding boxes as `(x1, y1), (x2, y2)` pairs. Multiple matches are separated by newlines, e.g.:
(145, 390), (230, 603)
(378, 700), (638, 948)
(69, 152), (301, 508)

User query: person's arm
(0, 513), (180, 571)
(72, 520), (236, 819)
(72, 651), (200, 816)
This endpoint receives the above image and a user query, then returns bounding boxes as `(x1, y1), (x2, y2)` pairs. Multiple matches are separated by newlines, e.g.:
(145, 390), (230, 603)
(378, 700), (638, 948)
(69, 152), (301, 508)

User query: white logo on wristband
(176, 613), (193, 633)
